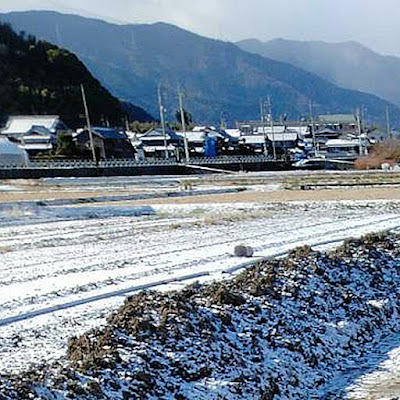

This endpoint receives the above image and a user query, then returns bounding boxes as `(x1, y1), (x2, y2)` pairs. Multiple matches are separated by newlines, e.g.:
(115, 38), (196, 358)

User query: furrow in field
(1, 214), (400, 322)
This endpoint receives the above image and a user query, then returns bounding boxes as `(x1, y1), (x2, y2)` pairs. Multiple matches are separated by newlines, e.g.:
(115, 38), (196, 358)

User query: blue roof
(91, 127), (127, 140)
(28, 125), (52, 135)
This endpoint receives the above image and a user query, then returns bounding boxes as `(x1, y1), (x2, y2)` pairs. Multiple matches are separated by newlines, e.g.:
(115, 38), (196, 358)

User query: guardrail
(0, 155), (292, 169)
(190, 155), (278, 164)
(0, 159), (179, 169)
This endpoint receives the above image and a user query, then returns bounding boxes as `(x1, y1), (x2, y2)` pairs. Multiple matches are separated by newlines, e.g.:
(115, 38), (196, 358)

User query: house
(179, 128), (237, 156)
(19, 126), (58, 156)
(315, 127), (341, 139)
(74, 127), (135, 159)
(324, 139), (362, 160)
(266, 132), (300, 155)
(137, 128), (183, 159)
(255, 126), (286, 135)
(1, 115), (68, 139)
(179, 130), (209, 155)
(308, 127), (342, 152)
(0, 115), (68, 156)
(237, 120), (288, 135)
(239, 135), (266, 154)
(316, 114), (358, 133)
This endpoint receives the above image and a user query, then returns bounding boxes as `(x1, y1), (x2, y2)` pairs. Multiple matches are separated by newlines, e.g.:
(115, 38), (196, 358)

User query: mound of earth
(1, 233), (400, 399)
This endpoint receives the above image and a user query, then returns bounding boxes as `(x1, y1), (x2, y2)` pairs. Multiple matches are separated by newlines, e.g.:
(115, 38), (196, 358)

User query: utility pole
(309, 100), (317, 157)
(267, 96), (276, 160)
(158, 85), (169, 159)
(124, 116), (130, 138)
(220, 111), (226, 131)
(80, 84), (97, 163)
(299, 116), (303, 135)
(260, 100), (267, 154)
(356, 108), (363, 156)
(386, 106), (392, 140)
(259, 100), (263, 123)
(178, 85), (190, 163)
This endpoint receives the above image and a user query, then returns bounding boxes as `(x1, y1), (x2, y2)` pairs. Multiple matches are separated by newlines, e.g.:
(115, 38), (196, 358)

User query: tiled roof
(1, 116), (61, 135)
(91, 127), (128, 140)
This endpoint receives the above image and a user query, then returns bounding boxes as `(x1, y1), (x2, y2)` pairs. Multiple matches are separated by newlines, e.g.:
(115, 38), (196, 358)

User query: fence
(0, 154), (287, 169)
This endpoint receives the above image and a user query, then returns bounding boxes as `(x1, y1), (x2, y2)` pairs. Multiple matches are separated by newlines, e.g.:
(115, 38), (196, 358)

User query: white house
(1, 115), (68, 155)
(324, 139), (362, 160)
(1, 115), (67, 138)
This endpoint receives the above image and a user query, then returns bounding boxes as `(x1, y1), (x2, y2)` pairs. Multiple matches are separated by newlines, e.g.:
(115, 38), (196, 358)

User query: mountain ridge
(1, 10), (399, 125)
(238, 37), (400, 110)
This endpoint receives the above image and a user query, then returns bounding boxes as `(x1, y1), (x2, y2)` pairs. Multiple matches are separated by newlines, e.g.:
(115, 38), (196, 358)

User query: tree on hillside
(175, 108), (193, 126)
(0, 22), (153, 128)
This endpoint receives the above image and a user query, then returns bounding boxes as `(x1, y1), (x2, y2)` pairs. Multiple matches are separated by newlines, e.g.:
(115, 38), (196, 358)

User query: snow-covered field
(2, 200), (400, 372)
(3, 194), (400, 397)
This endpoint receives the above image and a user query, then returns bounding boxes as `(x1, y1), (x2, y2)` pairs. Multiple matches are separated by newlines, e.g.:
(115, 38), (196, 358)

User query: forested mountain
(238, 38), (400, 109)
(1, 11), (399, 125)
(0, 22), (153, 128)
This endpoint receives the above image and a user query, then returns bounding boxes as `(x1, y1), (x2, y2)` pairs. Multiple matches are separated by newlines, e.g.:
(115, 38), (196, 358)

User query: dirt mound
(206, 282), (247, 306)
(233, 260), (276, 296)
(2, 233), (400, 400)
(334, 231), (395, 258)
(67, 328), (120, 371)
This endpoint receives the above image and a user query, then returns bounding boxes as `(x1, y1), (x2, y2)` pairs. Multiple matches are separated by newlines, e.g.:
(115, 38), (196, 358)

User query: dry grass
(166, 209), (273, 229)
(168, 222), (197, 230)
(126, 187), (400, 205)
(356, 139), (400, 170)
(203, 209), (273, 225)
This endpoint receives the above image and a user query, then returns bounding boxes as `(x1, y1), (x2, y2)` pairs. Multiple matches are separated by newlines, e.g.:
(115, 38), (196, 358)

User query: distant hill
(238, 38), (400, 109)
(0, 22), (153, 128)
(1, 11), (399, 125)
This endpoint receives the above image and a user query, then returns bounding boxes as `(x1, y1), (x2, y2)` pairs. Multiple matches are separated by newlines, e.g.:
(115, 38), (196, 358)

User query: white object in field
(179, 180), (193, 191)
(234, 245), (254, 257)
(381, 162), (392, 171)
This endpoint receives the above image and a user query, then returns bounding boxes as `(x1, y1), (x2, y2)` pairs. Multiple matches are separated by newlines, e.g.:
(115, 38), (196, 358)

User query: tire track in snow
(0, 213), (363, 276)
(0, 213), (396, 292)
(0, 214), (397, 288)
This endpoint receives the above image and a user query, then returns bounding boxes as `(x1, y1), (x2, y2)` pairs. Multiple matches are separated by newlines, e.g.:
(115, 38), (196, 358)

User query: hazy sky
(0, 0), (400, 56)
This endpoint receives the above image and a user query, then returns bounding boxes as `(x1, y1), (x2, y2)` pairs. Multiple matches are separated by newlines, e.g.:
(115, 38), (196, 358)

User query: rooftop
(317, 114), (356, 124)
(1, 115), (62, 135)
(91, 127), (128, 140)
(325, 139), (360, 147)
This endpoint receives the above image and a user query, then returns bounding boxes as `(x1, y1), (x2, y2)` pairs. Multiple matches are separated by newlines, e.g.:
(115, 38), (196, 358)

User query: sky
(0, 0), (400, 56)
